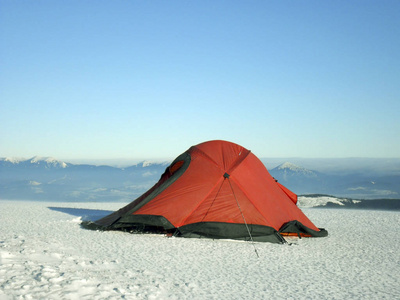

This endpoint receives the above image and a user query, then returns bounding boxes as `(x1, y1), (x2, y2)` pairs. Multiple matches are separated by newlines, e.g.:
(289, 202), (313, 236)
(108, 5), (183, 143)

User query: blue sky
(1, 1), (399, 161)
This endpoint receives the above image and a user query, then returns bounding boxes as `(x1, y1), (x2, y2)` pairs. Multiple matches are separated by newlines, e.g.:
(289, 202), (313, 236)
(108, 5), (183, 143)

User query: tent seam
(177, 176), (225, 227)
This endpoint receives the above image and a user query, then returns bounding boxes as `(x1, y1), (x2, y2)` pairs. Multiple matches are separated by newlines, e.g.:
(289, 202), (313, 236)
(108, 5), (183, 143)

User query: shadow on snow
(48, 206), (114, 222)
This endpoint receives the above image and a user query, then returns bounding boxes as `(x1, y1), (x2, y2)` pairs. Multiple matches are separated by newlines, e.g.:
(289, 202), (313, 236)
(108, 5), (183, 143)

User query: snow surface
(1, 201), (399, 299)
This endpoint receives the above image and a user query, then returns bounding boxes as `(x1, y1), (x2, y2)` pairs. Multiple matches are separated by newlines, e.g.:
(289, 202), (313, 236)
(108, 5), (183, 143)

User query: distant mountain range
(269, 161), (400, 199)
(1, 156), (399, 202)
(0, 156), (169, 202)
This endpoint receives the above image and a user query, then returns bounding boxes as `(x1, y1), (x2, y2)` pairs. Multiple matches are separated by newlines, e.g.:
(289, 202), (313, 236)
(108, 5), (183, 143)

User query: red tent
(92, 140), (327, 243)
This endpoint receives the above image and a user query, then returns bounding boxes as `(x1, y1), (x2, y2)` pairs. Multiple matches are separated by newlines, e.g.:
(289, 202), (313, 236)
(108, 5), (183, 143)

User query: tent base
(82, 220), (328, 244)
(176, 222), (287, 244)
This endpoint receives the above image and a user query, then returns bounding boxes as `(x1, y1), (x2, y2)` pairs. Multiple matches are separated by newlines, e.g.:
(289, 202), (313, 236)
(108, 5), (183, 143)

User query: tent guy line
(227, 174), (260, 257)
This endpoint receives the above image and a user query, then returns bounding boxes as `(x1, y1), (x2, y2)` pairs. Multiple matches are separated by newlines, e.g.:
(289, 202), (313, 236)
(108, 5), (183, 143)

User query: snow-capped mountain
(269, 162), (325, 195)
(0, 156), (68, 169)
(2, 157), (26, 164)
(276, 162), (308, 171)
(28, 156), (68, 168)
(272, 162), (318, 178)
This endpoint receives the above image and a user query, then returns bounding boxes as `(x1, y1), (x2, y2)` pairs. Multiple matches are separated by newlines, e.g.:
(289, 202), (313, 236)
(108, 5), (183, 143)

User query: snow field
(0, 201), (399, 299)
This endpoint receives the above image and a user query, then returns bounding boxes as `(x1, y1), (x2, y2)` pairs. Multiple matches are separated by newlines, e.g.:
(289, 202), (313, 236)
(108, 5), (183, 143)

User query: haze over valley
(1, 156), (399, 202)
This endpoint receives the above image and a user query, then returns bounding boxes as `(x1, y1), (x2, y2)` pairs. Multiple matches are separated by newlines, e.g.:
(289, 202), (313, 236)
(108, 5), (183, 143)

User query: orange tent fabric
(93, 140), (327, 243)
